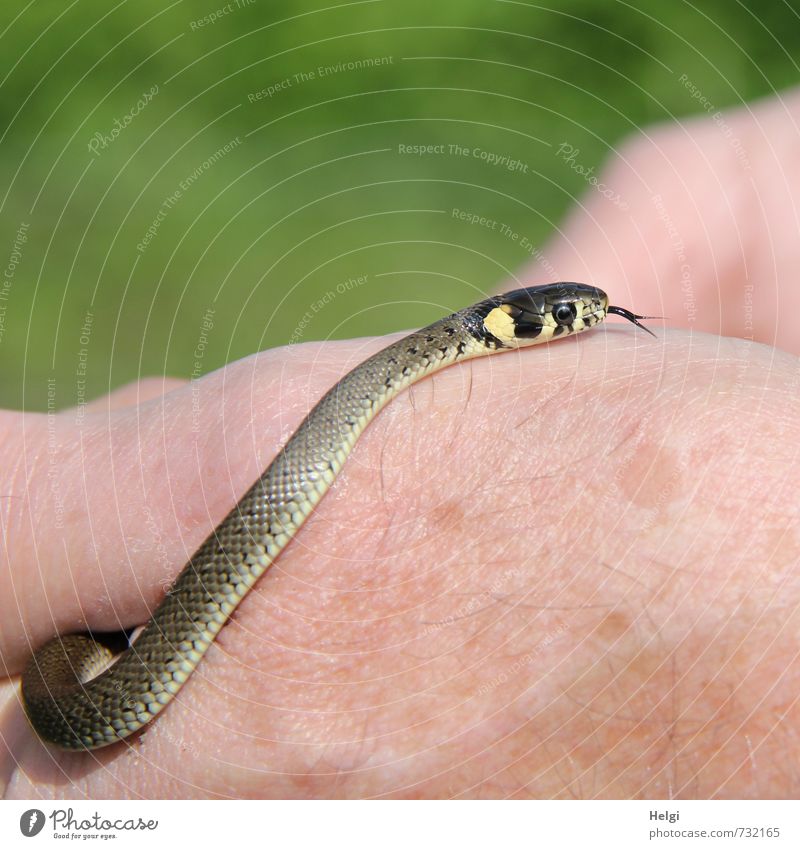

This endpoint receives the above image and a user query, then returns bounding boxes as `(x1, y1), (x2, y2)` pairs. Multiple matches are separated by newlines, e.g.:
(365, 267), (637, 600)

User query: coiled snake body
(21, 283), (651, 749)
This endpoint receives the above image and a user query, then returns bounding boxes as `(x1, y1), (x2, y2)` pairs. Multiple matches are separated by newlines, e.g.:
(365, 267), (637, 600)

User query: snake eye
(553, 303), (577, 326)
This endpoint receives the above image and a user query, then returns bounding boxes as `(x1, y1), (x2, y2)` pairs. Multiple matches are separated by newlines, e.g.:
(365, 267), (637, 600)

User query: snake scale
(21, 282), (652, 749)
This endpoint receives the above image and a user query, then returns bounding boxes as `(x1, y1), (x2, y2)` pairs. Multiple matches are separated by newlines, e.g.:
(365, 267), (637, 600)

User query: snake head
(482, 282), (609, 346)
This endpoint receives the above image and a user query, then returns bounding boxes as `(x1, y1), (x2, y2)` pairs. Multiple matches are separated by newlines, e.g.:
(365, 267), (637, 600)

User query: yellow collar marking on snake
(482, 304), (519, 345)
(21, 283), (653, 749)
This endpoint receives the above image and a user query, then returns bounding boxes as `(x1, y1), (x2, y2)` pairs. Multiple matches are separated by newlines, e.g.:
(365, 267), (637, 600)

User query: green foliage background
(1, 0), (796, 408)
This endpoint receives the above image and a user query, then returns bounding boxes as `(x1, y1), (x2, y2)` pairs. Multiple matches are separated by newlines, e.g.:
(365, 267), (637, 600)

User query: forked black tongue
(607, 305), (659, 338)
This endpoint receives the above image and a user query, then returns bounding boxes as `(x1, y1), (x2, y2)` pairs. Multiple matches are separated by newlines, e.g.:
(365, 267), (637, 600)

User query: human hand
(2, 324), (798, 798)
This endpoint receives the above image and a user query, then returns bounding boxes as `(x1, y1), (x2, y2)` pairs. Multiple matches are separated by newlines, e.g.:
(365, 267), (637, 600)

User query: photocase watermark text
(451, 207), (556, 277)
(678, 74), (751, 170)
(46, 378), (65, 529)
(398, 142), (529, 173)
(556, 143), (629, 209)
(190, 307), (216, 433)
(75, 311), (94, 425)
(476, 621), (569, 696)
(87, 84), (159, 156)
(189, 0), (255, 30)
(652, 193), (696, 322)
(137, 137), (241, 253)
(248, 56), (393, 101)
(289, 274), (369, 344)
(0, 221), (29, 343)
(49, 807), (158, 833)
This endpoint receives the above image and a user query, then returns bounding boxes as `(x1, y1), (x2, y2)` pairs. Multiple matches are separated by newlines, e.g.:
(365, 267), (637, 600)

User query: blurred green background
(0, 0), (796, 409)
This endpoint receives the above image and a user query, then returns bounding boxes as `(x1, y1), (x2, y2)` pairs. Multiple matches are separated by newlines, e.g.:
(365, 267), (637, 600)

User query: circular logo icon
(19, 809), (46, 837)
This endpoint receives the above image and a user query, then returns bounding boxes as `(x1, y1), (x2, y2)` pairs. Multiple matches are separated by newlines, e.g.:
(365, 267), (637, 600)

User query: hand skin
(1, 325), (799, 799)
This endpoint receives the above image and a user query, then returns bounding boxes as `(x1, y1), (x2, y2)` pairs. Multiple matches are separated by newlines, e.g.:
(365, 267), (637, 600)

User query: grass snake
(21, 282), (652, 749)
